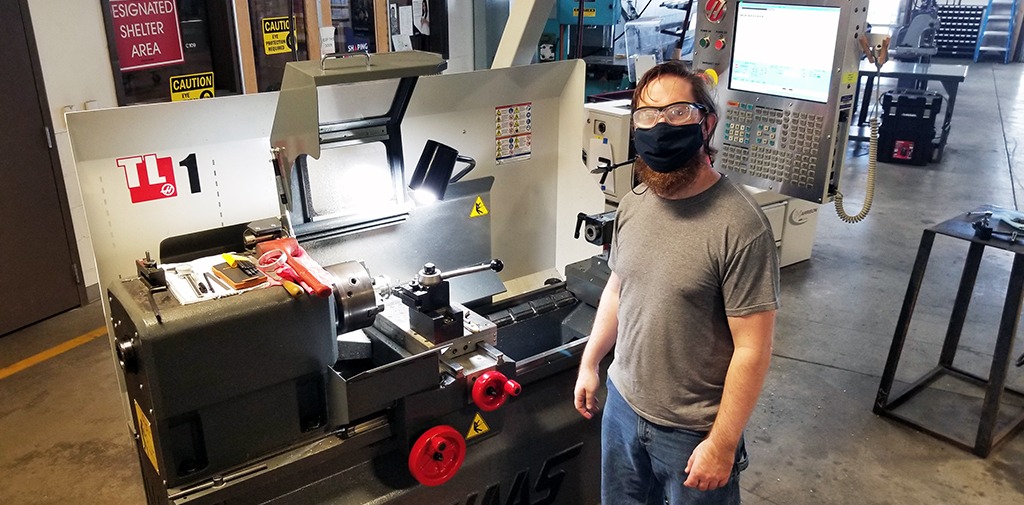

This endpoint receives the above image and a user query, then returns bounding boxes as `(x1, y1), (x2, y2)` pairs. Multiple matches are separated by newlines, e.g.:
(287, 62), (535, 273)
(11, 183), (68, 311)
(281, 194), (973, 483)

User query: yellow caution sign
(572, 7), (598, 17)
(841, 72), (858, 86)
(170, 72), (215, 102)
(134, 400), (159, 474)
(466, 412), (491, 440)
(470, 196), (489, 218)
(262, 16), (293, 55)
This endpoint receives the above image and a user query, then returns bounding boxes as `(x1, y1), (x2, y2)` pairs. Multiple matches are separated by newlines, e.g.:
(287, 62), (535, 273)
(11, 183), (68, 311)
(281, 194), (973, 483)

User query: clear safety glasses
(632, 101), (707, 129)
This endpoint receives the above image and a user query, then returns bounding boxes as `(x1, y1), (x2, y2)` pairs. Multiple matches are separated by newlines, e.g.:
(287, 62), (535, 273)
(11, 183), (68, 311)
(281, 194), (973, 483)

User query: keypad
(720, 102), (824, 189)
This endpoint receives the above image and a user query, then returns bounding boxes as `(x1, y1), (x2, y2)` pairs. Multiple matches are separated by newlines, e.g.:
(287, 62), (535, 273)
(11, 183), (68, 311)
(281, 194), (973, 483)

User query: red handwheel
(408, 425), (466, 487)
(471, 371), (522, 412)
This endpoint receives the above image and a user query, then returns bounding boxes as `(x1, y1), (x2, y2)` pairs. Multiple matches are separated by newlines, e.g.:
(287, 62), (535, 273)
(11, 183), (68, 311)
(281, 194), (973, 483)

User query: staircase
(974, 0), (1019, 63)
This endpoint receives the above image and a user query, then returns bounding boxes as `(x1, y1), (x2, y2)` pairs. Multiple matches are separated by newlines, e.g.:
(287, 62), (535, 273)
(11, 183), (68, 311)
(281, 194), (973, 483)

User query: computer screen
(729, 3), (842, 103)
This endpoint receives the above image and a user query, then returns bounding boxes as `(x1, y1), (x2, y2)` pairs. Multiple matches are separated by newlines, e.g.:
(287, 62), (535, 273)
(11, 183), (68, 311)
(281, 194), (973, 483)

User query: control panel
(583, 99), (635, 205)
(692, 0), (869, 203)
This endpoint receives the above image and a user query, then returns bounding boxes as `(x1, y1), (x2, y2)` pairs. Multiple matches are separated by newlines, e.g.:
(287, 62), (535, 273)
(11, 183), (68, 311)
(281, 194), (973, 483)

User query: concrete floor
(3, 60), (1024, 504)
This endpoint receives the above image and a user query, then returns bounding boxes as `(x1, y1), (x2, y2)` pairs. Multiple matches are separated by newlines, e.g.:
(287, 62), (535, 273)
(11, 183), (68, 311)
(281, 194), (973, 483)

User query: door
(0, 0), (86, 335)
(249, 0), (309, 91)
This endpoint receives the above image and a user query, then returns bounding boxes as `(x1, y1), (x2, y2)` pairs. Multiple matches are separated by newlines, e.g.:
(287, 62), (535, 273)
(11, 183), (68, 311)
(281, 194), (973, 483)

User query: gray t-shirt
(607, 175), (780, 431)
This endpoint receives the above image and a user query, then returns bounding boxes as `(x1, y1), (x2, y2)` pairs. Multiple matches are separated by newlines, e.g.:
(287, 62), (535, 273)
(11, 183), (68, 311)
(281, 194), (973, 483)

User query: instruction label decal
(470, 196), (489, 218)
(466, 412), (491, 440)
(134, 400), (160, 474)
(572, 7), (597, 17)
(495, 102), (533, 164)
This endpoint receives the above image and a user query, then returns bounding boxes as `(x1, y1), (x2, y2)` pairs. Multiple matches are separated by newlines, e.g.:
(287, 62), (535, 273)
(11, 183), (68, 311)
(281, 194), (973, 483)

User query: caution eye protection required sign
(263, 16), (294, 55)
(169, 72), (215, 102)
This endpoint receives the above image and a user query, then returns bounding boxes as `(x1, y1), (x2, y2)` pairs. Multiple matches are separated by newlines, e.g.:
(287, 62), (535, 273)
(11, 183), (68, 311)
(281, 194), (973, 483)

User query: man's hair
(631, 61), (718, 161)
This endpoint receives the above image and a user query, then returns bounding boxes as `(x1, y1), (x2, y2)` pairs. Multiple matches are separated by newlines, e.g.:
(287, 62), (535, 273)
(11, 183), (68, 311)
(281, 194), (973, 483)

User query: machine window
(302, 142), (399, 221)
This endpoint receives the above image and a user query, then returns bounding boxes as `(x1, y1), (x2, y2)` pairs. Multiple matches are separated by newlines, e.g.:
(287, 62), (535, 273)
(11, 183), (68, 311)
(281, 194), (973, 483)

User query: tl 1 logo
(117, 153), (202, 204)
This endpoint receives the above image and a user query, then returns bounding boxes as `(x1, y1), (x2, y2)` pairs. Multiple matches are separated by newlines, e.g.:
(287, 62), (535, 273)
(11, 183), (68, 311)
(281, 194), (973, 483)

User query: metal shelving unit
(936, 2), (987, 58)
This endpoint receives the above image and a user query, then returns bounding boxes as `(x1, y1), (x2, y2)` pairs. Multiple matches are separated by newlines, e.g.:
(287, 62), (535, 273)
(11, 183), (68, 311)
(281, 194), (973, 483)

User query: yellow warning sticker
(841, 72), (858, 86)
(134, 400), (159, 474)
(467, 412), (491, 440)
(262, 16), (293, 55)
(170, 72), (215, 102)
(470, 196), (489, 218)
(572, 7), (597, 17)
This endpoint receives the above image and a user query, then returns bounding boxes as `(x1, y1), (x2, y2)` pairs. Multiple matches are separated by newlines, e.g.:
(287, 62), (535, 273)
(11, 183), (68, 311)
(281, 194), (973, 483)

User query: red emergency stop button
(715, 38), (727, 50)
(408, 425), (466, 486)
(471, 371), (521, 412)
(705, 0), (727, 23)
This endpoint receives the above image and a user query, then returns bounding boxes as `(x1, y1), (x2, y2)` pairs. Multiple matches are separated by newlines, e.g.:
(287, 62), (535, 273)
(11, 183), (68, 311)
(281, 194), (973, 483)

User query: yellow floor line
(0, 326), (107, 381)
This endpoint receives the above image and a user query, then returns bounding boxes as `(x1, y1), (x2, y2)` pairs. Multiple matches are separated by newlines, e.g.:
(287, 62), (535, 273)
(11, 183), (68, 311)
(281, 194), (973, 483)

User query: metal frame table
(851, 61), (968, 163)
(875, 205), (1024, 457)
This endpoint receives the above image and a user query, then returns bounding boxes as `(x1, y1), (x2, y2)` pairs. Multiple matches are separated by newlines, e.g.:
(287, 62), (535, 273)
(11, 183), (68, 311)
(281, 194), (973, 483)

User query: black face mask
(632, 122), (705, 173)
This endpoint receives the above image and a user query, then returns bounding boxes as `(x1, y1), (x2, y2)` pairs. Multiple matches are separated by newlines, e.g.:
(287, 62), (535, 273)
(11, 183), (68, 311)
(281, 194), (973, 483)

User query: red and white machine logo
(117, 154), (177, 203)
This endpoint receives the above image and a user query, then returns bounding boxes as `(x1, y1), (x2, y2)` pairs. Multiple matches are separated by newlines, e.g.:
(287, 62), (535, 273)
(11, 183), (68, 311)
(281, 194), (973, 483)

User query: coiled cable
(834, 77), (881, 224)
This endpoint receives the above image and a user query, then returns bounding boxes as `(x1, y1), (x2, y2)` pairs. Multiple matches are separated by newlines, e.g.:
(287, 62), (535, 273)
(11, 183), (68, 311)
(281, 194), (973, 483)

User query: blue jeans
(602, 380), (748, 505)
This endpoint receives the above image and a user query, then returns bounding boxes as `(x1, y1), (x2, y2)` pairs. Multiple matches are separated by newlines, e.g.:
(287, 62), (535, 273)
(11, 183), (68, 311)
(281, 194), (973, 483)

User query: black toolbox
(878, 89), (943, 165)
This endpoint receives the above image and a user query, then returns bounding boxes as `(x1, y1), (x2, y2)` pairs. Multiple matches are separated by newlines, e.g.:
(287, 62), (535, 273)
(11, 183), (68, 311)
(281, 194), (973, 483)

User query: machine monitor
(692, 0), (868, 204)
(729, 3), (841, 103)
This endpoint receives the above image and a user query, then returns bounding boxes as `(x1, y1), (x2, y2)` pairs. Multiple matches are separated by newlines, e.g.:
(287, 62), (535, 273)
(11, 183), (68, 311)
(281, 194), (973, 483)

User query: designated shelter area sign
(169, 72), (215, 102)
(110, 0), (185, 71)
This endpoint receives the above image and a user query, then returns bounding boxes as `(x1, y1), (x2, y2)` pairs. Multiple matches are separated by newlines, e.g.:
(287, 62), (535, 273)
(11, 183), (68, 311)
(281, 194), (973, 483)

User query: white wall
(447, 0), (475, 72)
(27, 0), (119, 293)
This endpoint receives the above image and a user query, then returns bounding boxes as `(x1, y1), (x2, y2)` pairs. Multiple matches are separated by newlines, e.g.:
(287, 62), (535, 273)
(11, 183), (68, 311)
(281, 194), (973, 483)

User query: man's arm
(574, 271), (621, 419)
(684, 309), (775, 491)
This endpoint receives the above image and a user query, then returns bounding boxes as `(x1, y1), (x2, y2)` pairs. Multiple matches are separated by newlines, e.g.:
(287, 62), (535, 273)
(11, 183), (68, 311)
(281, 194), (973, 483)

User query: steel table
(875, 205), (1024, 457)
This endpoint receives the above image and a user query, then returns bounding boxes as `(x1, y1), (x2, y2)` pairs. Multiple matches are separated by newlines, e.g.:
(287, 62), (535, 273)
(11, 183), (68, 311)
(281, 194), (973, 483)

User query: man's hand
(682, 310), (774, 491)
(683, 438), (734, 491)
(573, 368), (601, 419)
(574, 272), (620, 420)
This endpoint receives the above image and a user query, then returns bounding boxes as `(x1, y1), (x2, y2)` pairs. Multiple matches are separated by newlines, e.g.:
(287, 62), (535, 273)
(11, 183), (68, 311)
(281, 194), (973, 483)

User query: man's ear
(703, 113), (718, 137)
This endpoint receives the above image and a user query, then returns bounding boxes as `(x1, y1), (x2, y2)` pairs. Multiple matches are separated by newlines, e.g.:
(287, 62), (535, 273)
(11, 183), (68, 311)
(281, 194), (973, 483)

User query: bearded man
(573, 60), (780, 505)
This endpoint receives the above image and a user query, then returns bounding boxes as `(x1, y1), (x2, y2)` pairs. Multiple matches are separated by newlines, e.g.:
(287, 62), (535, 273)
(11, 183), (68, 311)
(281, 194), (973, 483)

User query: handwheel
(408, 425), (466, 486)
(471, 371), (522, 412)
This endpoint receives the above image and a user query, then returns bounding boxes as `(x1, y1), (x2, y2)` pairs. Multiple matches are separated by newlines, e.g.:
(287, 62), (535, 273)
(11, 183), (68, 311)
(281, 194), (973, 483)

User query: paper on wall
(399, 5), (413, 36)
(320, 26), (336, 55)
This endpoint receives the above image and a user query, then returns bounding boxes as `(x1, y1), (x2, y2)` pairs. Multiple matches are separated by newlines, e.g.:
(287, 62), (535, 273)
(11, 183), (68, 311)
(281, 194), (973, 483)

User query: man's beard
(633, 150), (704, 196)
